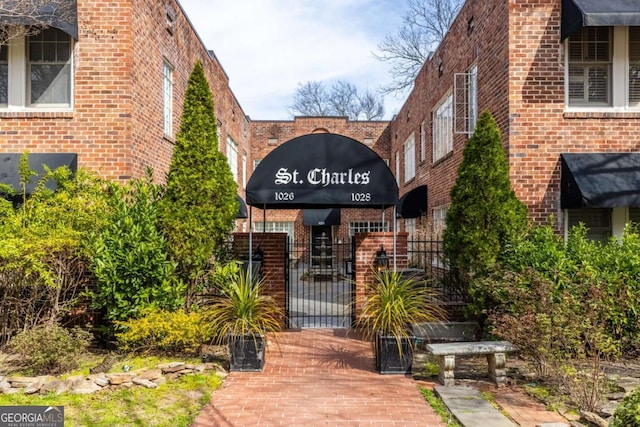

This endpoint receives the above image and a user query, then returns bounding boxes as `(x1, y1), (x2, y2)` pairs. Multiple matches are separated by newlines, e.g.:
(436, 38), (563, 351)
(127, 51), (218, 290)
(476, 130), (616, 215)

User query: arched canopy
(246, 133), (398, 209)
(397, 185), (428, 218)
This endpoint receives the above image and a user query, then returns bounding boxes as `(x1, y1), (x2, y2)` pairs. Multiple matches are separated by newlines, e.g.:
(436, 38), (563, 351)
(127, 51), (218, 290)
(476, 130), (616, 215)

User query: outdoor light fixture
(375, 245), (389, 271)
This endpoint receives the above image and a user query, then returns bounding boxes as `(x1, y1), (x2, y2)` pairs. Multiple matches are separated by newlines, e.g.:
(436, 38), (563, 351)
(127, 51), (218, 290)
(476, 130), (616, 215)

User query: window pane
(31, 64), (71, 104)
(28, 28), (72, 106)
(567, 27), (611, 106)
(567, 208), (611, 242)
(0, 45), (6, 104)
(630, 27), (640, 105)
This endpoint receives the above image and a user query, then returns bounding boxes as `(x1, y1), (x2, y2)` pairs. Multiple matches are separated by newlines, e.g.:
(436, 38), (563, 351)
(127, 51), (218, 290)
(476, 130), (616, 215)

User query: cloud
(178, 0), (407, 119)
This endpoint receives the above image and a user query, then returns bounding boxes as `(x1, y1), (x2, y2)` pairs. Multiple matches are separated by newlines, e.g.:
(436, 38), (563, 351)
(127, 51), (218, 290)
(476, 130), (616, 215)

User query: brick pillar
(353, 232), (408, 319)
(232, 232), (287, 326)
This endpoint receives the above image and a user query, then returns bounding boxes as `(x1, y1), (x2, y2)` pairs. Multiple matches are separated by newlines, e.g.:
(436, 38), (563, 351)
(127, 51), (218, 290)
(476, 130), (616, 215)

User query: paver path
(191, 329), (445, 426)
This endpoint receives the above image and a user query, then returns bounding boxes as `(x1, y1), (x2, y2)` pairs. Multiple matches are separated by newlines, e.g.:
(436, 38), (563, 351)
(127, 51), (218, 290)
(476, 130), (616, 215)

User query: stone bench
(425, 341), (516, 386)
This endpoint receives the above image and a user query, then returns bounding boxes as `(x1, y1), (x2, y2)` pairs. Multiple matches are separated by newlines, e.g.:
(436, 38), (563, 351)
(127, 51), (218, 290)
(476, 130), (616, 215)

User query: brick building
(3, 0), (640, 326)
(0, 0), (251, 188)
(389, 0), (640, 241)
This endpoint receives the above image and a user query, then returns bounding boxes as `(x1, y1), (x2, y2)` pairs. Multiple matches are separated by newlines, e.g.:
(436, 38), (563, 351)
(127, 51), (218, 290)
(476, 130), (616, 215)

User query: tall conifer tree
(443, 111), (527, 288)
(160, 60), (237, 299)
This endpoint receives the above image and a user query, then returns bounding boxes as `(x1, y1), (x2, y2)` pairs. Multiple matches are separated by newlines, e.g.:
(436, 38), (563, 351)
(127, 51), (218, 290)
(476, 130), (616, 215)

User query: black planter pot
(229, 334), (265, 372)
(375, 334), (415, 374)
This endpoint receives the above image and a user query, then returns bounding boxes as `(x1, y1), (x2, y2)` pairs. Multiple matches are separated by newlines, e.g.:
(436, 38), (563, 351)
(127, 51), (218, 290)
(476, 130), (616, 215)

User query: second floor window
(227, 136), (238, 182)
(567, 26), (640, 109)
(568, 27), (611, 105)
(404, 133), (415, 183)
(433, 93), (453, 162)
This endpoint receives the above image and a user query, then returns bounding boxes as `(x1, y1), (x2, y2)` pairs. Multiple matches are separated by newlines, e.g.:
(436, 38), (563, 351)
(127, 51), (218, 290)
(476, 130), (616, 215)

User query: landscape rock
(132, 378), (158, 389)
(159, 362), (185, 373)
(106, 373), (134, 385)
(93, 376), (110, 387)
(40, 379), (70, 395)
(24, 377), (46, 394)
(7, 376), (39, 388)
(71, 380), (102, 394)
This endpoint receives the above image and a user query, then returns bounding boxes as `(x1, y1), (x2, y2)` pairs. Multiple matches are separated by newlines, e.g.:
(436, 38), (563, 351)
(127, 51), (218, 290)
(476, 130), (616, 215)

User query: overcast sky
(177, 0), (408, 120)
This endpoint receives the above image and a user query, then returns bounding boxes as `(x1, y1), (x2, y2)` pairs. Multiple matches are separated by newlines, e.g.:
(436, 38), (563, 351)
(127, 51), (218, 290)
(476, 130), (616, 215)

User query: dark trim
(561, 153), (640, 208)
(0, 1), (78, 39)
(562, 0), (640, 40)
(397, 185), (428, 219)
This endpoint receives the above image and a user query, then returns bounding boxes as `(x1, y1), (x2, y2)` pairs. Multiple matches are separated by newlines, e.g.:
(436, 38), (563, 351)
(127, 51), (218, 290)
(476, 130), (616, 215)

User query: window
(454, 64), (478, 135)
(568, 27), (611, 105)
(420, 121), (426, 162)
(2, 28), (73, 110)
(630, 207), (640, 224)
(432, 93), (453, 162)
(226, 136), (238, 182)
(0, 45), (7, 105)
(348, 221), (389, 237)
(253, 221), (295, 251)
(629, 27), (640, 106)
(163, 60), (174, 137)
(242, 152), (247, 189)
(404, 133), (415, 183)
(567, 26), (640, 109)
(395, 151), (400, 185)
(433, 205), (448, 239)
(405, 218), (416, 239)
(567, 208), (612, 242)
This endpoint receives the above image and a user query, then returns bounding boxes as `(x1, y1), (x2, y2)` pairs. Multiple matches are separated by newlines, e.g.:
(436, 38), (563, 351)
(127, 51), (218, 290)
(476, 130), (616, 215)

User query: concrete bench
(425, 341), (516, 386)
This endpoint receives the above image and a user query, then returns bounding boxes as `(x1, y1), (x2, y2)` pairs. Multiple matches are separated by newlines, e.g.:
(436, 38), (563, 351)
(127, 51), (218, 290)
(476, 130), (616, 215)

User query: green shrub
(116, 309), (211, 355)
(610, 388), (640, 427)
(88, 171), (184, 338)
(8, 324), (93, 375)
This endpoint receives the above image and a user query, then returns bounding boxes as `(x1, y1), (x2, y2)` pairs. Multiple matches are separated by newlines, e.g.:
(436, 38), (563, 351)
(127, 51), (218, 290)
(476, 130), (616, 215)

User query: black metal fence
(406, 239), (468, 319)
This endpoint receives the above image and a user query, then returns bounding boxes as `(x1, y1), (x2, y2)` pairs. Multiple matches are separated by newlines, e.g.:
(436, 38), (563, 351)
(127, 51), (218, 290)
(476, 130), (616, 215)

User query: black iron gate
(285, 231), (355, 328)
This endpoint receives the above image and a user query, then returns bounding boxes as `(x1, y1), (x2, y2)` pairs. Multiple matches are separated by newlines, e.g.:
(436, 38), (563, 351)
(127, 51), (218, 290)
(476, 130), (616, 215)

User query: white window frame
(242, 152), (247, 189)
(566, 26), (640, 111)
(395, 151), (400, 186)
(226, 136), (238, 182)
(163, 60), (174, 137)
(433, 205), (448, 239)
(2, 28), (73, 111)
(454, 64), (478, 135)
(404, 133), (415, 183)
(432, 93), (453, 162)
(348, 221), (390, 237)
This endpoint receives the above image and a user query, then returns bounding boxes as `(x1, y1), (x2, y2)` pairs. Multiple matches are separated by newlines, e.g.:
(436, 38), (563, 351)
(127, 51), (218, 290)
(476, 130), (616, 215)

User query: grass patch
(420, 387), (462, 427)
(0, 367), (222, 427)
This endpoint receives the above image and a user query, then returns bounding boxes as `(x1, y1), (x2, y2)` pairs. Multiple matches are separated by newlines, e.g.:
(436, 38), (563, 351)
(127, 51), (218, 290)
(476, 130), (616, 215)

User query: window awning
(303, 209), (341, 226)
(561, 153), (640, 208)
(236, 195), (248, 219)
(0, 153), (78, 196)
(0, 0), (78, 39)
(561, 0), (640, 40)
(397, 185), (428, 219)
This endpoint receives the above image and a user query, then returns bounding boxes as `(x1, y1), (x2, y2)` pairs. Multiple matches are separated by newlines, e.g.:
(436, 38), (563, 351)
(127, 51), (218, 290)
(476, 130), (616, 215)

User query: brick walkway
(191, 329), (445, 427)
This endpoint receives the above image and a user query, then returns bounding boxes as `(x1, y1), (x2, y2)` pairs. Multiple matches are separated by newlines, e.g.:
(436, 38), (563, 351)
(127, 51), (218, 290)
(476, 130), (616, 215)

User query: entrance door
(286, 229), (354, 328)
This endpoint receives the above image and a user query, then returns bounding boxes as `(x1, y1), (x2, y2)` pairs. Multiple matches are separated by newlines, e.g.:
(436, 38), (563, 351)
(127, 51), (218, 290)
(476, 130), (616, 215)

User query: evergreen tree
(443, 111), (528, 291)
(160, 60), (238, 301)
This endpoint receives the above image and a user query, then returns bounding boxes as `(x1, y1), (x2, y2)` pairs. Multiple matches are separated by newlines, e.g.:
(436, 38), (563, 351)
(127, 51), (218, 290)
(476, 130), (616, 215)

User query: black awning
(561, 153), (640, 208)
(303, 208), (341, 226)
(0, 1), (78, 39)
(561, 0), (640, 40)
(397, 185), (427, 218)
(246, 133), (398, 209)
(236, 195), (248, 219)
(0, 153), (78, 195)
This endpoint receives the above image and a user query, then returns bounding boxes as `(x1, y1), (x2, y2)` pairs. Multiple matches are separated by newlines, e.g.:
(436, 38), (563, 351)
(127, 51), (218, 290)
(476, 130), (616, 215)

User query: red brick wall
(0, 0), (251, 186)
(232, 232), (287, 324)
(508, 0), (640, 228)
(387, 0), (511, 231)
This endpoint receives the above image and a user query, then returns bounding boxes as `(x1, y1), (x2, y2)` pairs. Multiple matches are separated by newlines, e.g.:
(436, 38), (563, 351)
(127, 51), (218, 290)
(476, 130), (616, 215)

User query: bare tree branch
(375, 0), (464, 95)
(289, 80), (385, 120)
(0, 0), (77, 46)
